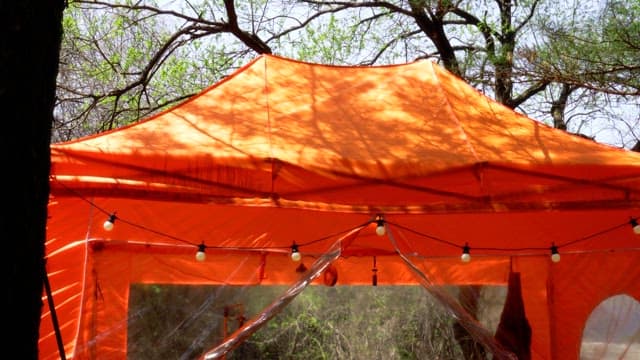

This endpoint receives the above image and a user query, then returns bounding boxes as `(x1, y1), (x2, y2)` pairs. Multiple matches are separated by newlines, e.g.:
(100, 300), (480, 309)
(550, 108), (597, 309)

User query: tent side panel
(514, 256), (552, 360)
(550, 251), (640, 360)
(71, 248), (132, 358)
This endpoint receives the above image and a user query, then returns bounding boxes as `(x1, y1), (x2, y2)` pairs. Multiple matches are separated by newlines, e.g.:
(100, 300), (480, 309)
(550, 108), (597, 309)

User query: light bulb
(195, 251), (206, 262)
(195, 243), (206, 262)
(375, 219), (385, 236)
(291, 244), (301, 262)
(291, 251), (301, 262)
(103, 214), (116, 231)
(461, 244), (471, 263)
(103, 220), (114, 231)
(550, 245), (560, 263)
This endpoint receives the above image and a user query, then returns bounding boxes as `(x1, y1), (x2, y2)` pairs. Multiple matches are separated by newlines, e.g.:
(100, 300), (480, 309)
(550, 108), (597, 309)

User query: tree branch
(223, 0), (271, 54)
(408, 2), (460, 75)
(300, 0), (413, 17)
(509, 80), (550, 109)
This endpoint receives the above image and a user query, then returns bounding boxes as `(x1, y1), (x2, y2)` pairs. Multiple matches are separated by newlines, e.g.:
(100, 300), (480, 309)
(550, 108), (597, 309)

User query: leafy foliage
(127, 284), (506, 359)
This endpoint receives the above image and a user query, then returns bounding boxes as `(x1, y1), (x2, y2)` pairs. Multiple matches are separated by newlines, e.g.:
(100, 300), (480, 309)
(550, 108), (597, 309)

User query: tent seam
(71, 200), (95, 358)
(263, 56), (276, 195)
(428, 62), (481, 164)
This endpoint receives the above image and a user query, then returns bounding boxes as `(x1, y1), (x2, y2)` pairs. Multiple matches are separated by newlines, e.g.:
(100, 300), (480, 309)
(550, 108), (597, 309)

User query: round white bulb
(633, 224), (640, 235)
(375, 225), (386, 236)
(461, 253), (471, 263)
(551, 253), (561, 263)
(195, 251), (206, 262)
(291, 251), (302, 262)
(103, 220), (114, 231)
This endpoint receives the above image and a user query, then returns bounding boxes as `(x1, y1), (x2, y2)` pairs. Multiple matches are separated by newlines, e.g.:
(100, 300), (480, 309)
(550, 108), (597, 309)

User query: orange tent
(42, 54), (640, 359)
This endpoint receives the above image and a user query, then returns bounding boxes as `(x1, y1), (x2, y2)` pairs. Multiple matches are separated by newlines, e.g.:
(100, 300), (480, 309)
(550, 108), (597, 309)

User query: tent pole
(43, 262), (67, 360)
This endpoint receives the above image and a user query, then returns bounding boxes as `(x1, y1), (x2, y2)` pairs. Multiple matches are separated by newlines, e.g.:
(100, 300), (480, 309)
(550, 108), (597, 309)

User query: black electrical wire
(43, 263), (66, 360)
(52, 177), (640, 254)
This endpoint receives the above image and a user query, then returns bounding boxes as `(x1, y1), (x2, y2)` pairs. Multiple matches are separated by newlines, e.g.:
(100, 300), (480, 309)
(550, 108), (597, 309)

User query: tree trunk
(0, 1), (65, 358)
(550, 84), (574, 130)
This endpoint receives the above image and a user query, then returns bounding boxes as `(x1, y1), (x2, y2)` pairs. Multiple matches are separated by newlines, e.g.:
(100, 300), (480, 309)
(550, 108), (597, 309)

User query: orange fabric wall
(548, 251), (640, 359)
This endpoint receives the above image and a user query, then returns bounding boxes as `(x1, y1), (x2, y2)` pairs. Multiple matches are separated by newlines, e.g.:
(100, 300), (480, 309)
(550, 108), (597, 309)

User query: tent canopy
(42, 54), (640, 359)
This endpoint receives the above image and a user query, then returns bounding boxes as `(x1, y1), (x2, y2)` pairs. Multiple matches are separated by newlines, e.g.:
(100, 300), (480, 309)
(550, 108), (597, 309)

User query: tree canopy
(55, 0), (639, 150)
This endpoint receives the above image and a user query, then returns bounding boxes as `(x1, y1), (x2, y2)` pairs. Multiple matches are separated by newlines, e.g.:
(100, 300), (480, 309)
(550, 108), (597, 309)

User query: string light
(375, 216), (386, 236)
(103, 213), (117, 231)
(550, 244), (561, 263)
(47, 183), (640, 262)
(630, 218), (640, 235)
(290, 243), (301, 262)
(461, 243), (471, 263)
(195, 243), (206, 262)
(58, 180), (640, 260)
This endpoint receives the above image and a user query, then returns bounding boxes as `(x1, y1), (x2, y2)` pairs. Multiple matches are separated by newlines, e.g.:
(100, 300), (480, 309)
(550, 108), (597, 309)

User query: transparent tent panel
(580, 294), (640, 360)
(126, 284), (509, 360)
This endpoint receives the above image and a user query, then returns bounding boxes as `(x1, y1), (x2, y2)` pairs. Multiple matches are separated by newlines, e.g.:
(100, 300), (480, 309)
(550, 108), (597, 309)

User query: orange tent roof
(43, 54), (640, 359)
(51, 54), (640, 212)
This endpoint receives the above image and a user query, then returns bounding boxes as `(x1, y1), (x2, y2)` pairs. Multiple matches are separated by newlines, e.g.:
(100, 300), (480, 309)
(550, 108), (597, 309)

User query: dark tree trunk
(550, 84), (575, 131)
(0, 1), (65, 358)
